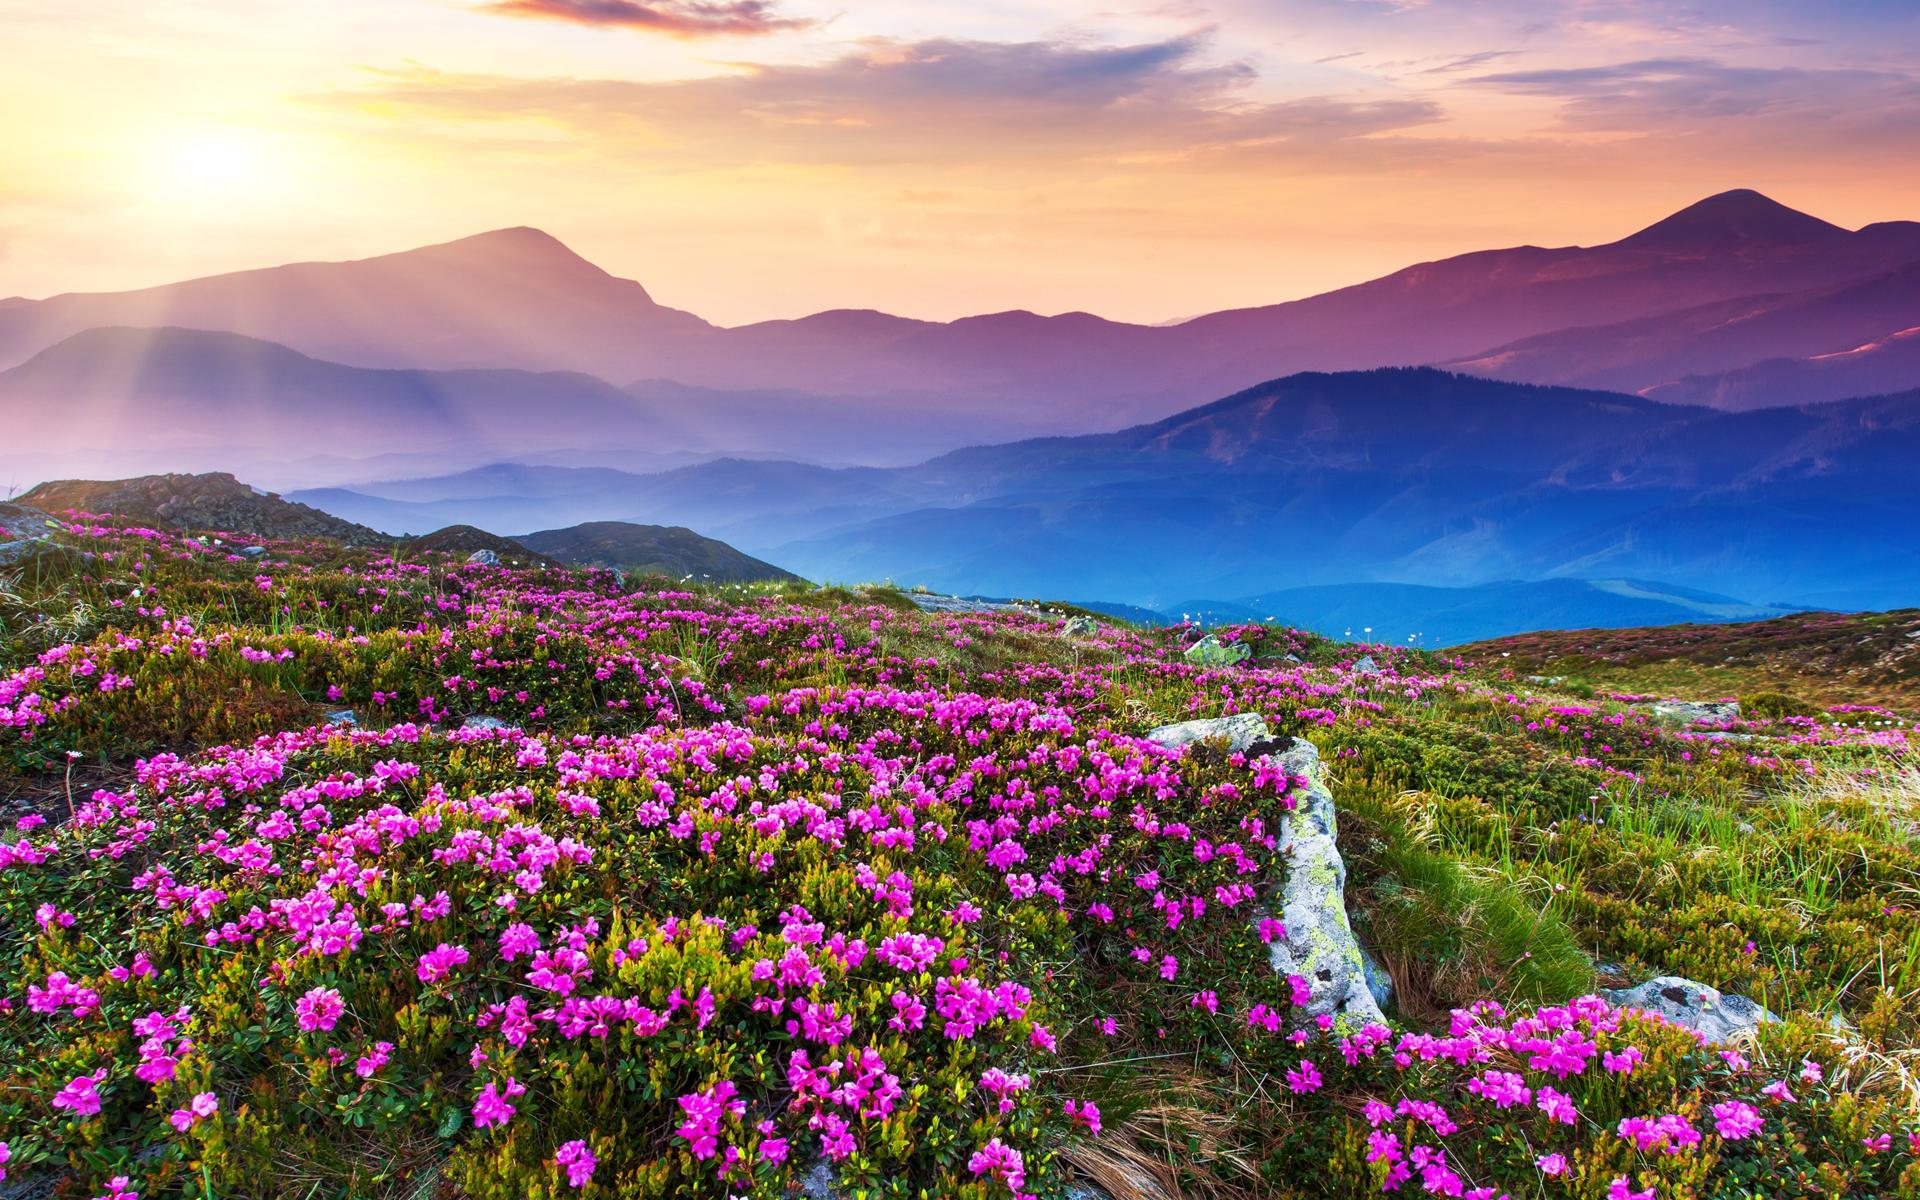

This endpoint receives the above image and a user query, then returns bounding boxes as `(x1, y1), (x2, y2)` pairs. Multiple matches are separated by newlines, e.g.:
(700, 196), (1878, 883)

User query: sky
(2, 0), (1918, 325)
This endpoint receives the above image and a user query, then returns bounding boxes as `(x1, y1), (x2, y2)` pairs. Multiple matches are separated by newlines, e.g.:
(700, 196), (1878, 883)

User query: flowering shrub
(0, 514), (1916, 1197)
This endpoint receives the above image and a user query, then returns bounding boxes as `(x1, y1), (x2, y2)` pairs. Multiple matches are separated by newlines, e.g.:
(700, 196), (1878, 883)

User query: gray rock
(1183, 634), (1251, 667)
(1146, 713), (1273, 755)
(1062, 615), (1101, 638)
(238, 545), (268, 558)
(466, 549), (499, 566)
(1146, 717), (1386, 1027)
(1647, 699), (1741, 725)
(1350, 655), (1380, 675)
(906, 593), (1037, 615)
(460, 714), (515, 732)
(1267, 737), (1389, 1028)
(1602, 975), (1778, 1042)
(324, 709), (358, 727)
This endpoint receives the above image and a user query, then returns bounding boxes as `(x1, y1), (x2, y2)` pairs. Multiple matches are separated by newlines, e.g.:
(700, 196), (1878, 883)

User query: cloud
(1468, 56), (1920, 134)
(1419, 49), (1517, 74)
(478, 0), (811, 37)
(329, 33), (1444, 169)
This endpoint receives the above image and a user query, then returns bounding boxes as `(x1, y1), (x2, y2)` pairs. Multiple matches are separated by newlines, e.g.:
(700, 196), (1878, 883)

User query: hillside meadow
(0, 512), (1916, 1199)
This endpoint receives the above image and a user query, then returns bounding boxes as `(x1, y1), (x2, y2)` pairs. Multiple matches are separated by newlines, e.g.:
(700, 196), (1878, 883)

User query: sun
(147, 126), (281, 201)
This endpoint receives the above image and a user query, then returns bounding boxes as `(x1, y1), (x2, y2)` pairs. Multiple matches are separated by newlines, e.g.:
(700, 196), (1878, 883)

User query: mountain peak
(1617, 189), (1848, 249)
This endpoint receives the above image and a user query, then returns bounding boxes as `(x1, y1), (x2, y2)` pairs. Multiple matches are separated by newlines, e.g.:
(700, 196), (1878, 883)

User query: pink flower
(1064, 1099), (1102, 1136)
(473, 1077), (526, 1130)
(416, 942), (470, 983)
(555, 1139), (596, 1188)
(1536, 1153), (1567, 1176)
(967, 1138), (1026, 1193)
(355, 1041), (394, 1078)
(295, 986), (345, 1033)
(1285, 1059), (1323, 1094)
(169, 1091), (218, 1131)
(1711, 1100), (1763, 1140)
(52, 1069), (107, 1116)
(91, 1177), (138, 1200)
(1608, 1178), (1656, 1200)
(0, 1140), (10, 1182)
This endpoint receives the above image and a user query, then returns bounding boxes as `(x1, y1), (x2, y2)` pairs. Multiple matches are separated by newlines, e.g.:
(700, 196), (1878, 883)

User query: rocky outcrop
(16, 473), (390, 545)
(1145, 715), (1387, 1029)
(1646, 699), (1741, 725)
(1146, 713), (1272, 754)
(1602, 976), (1778, 1042)
(1267, 737), (1389, 1027)
(1183, 635), (1250, 667)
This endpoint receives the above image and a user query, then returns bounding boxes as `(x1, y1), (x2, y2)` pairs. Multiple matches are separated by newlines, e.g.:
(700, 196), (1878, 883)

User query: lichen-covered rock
(1267, 737), (1389, 1028)
(1062, 615), (1101, 638)
(1647, 699), (1741, 725)
(1602, 976), (1777, 1043)
(1146, 713), (1272, 754)
(1183, 634), (1251, 667)
(1145, 717), (1386, 1029)
(1350, 655), (1380, 674)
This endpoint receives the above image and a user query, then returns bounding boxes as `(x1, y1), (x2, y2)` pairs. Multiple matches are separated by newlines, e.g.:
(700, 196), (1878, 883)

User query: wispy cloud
(1468, 55), (1920, 137)
(478, 0), (812, 37)
(330, 34), (1443, 168)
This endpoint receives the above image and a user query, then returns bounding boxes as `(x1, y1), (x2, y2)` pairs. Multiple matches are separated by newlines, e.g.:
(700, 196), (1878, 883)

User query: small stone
(460, 714), (514, 732)
(1350, 655), (1380, 675)
(324, 709), (357, 727)
(238, 545), (268, 558)
(1602, 975), (1778, 1043)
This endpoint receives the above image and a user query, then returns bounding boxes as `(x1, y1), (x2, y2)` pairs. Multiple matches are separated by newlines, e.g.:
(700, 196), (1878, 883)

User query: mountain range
(291, 368), (1920, 617)
(7, 189), (1920, 483)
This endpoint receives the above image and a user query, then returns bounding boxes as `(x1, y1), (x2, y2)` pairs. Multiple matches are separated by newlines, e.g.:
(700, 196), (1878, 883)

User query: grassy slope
(1459, 609), (1920, 715)
(2, 517), (1917, 1198)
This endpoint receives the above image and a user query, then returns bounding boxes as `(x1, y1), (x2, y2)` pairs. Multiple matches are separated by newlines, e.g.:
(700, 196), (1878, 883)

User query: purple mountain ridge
(4, 189), (1920, 467)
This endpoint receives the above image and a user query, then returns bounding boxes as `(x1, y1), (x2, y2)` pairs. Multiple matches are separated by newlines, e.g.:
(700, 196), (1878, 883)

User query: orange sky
(2, 0), (1918, 324)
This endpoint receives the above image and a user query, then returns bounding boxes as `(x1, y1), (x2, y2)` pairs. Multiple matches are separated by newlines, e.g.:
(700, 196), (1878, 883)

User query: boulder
(460, 714), (515, 732)
(1146, 713), (1273, 755)
(1062, 615), (1101, 638)
(238, 545), (268, 559)
(1647, 699), (1740, 725)
(1183, 635), (1250, 667)
(1350, 655), (1380, 675)
(1602, 976), (1778, 1043)
(1267, 737), (1389, 1028)
(466, 549), (500, 566)
(1146, 716), (1387, 1028)
(324, 709), (358, 727)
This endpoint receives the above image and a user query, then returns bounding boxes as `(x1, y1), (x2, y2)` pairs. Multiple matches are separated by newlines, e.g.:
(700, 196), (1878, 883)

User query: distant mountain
(0, 227), (708, 375)
(404, 525), (560, 568)
(296, 368), (1920, 615)
(8, 191), (1920, 471)
(517, 521), (800, 583)
(19, 472), (389, 545)
(1642, 325), (1920, 410)
(1173, 579), (1795, 647)
(0, 327), (696, 461)
(1446, 259), (1920, 405)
